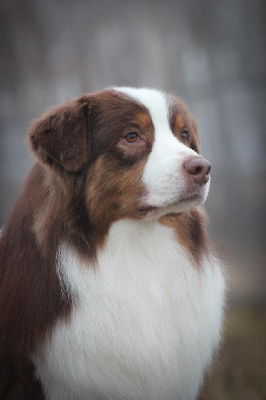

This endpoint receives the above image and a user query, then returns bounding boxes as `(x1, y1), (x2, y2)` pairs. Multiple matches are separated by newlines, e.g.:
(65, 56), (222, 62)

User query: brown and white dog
(0, 87), (225, 399)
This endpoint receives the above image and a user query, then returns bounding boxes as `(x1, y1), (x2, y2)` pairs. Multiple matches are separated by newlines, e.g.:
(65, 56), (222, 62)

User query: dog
(0, 87), (225, 399)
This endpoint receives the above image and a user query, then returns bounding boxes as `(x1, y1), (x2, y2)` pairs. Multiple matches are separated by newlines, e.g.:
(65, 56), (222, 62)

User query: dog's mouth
(138, 206), (158, 215)
(178, 193), (202, 204)
(138, 193), (203, 216)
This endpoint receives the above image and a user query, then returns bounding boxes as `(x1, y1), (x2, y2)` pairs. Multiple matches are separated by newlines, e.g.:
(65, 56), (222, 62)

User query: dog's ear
(29, 96), (91, 172)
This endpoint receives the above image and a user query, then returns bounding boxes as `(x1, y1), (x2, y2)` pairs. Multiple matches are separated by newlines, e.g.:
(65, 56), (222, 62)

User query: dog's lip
(178, 193), (202, 203)
(138, 193), (202, 215)
(138, 206), (158, 215)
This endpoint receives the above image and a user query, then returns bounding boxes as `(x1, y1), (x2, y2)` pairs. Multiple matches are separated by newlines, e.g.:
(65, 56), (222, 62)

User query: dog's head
(29, 87), (211, 225)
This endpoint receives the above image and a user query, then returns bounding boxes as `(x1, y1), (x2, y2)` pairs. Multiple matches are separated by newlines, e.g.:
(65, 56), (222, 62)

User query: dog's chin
(138, 192), (207, 220)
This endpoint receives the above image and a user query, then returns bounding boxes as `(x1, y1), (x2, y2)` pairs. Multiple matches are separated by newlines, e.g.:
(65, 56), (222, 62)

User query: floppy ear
(29, 96), (91, 172)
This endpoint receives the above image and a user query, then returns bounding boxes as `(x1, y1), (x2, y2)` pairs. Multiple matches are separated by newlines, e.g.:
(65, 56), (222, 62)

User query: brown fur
(29, 96), (91, 172)
(0, 89), (210, 397)
(160, 208), (210, 265)
(0, 166), (68, 398)
(176, 114), (184, 131)
(168, 95), (201, 154)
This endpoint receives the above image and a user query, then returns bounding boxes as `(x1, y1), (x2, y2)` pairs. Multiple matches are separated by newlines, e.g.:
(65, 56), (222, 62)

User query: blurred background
(0, 0), (265, 397)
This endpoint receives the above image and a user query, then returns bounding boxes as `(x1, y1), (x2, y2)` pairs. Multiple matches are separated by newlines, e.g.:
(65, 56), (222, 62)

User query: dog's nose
(183, 156), (211, 184)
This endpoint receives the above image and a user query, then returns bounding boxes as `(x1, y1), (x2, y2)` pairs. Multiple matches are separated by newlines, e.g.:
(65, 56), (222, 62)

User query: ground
(206, 307), (266, 399)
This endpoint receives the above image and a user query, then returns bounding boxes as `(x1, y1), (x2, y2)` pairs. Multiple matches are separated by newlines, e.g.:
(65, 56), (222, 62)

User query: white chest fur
(34, 219), (225, 400)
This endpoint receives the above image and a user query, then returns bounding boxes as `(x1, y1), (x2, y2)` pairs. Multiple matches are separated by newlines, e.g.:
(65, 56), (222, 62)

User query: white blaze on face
(115, 87), (210, 215)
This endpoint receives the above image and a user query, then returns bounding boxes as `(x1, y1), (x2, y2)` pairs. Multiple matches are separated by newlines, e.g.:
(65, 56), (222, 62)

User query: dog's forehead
(114, 87), (169, 129)
(113, 87), (190, 135)
(91, 87), (189, 130)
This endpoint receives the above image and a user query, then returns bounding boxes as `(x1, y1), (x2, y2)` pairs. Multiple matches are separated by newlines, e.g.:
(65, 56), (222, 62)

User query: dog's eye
(124, 132), (139, 143)
(181, 131), (188, 140)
